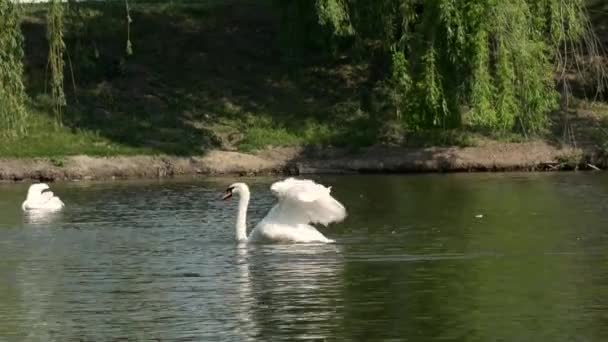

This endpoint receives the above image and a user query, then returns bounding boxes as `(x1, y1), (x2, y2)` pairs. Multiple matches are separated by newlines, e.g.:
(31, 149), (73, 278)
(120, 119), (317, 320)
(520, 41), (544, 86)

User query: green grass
(0, 107), (150, 158)
(235, 121), (346, 152)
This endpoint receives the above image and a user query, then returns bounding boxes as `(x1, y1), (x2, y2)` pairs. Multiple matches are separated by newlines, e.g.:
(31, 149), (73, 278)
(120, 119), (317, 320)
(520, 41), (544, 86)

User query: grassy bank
(3, 0), (607, 158)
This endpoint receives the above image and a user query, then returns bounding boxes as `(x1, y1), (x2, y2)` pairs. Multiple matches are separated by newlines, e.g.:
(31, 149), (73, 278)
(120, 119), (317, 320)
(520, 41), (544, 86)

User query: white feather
(268, 178), (346, 226)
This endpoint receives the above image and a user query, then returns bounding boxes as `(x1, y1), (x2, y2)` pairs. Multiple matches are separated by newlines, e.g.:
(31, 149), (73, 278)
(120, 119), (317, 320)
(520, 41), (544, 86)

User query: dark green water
(0, 173), (607, 341)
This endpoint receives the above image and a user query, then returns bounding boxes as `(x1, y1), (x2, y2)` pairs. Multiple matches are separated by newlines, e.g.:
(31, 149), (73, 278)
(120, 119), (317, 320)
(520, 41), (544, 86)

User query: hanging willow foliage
(47, 0), (66, 126)
(0, 0), (29, 137)
(278, 0), (606, 133)
(125, 0), (133, 56)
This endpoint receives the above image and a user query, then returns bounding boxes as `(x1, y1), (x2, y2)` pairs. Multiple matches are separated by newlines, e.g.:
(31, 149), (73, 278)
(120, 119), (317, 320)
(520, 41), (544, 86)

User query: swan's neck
(236, 190), (250, 242)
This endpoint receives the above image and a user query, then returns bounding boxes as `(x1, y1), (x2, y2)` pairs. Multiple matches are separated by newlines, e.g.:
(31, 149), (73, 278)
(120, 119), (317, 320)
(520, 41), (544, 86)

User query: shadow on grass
(21, 0), (378, 156)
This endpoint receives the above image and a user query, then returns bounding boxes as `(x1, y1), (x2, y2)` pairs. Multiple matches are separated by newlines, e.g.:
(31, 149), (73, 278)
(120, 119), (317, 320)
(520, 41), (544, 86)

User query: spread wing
(264, 178), (347, 226)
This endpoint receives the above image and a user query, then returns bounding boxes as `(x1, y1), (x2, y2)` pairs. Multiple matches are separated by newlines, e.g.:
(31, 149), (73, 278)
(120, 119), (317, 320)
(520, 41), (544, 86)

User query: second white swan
(222, 178), (346, 243)
(22, 183), (65, 211)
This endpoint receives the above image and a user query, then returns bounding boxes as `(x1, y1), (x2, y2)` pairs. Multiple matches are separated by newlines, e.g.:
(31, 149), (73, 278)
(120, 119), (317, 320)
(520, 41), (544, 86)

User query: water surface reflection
(0, 174), (607, 341)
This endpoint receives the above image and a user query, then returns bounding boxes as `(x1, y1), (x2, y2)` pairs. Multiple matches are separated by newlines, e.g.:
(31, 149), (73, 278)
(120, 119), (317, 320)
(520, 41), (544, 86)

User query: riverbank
(0, 141), (602, 182)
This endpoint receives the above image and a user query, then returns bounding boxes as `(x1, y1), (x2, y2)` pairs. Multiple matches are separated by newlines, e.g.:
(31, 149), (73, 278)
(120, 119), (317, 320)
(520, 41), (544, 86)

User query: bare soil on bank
(0, 142), (602, 182)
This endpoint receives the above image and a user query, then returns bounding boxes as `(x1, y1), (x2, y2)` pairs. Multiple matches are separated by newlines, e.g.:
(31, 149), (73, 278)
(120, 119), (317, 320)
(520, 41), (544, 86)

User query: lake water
(0, 173), (607, 341)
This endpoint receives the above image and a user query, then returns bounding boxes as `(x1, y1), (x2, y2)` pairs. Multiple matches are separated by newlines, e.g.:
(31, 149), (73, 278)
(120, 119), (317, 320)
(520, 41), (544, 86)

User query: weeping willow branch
(279, 0), (607, 134)
(550, 0), (607, 102)
(0, 0), (29, 137)
(125, 0), (133, 55)
(47, 0), (66, 126)
(66, 49), (78, 101)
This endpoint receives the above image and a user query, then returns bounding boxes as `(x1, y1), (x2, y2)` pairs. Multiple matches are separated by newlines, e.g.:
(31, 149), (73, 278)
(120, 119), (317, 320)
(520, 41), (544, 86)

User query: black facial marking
(41, 188), (51, 194)
(222, 186), (234, 200)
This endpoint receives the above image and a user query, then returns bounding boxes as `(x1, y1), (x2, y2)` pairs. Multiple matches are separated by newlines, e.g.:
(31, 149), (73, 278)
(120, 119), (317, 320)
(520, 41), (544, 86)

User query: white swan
(222, 178), (346, 243)
(22, 183), (65, 211)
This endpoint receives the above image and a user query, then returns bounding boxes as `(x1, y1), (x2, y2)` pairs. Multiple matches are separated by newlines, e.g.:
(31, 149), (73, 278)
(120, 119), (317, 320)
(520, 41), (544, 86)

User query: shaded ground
(20, 0), (375, 156)
(588, 0), (608, 48)
(547, 0), (608, 154)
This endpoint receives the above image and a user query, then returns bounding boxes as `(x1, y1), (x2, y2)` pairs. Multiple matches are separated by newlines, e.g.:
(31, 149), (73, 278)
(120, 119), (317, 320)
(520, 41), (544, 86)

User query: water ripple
(0, 175), (607, 341)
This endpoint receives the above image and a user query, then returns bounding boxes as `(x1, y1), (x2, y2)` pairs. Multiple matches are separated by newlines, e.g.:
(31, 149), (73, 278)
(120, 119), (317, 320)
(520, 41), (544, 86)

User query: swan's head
(222, 182), (249, 200)
(26, 183), (52, 200)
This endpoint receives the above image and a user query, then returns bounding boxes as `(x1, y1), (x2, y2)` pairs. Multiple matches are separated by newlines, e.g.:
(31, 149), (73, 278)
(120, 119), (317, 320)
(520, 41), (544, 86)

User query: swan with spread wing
(22, 183), (65, 211)
(222, 178), (346, 243)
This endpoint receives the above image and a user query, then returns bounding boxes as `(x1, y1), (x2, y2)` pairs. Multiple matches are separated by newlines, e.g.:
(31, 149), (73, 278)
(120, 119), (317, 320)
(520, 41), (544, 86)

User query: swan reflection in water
(233, 243), (344, 341)
(23, 209), (64, 225)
